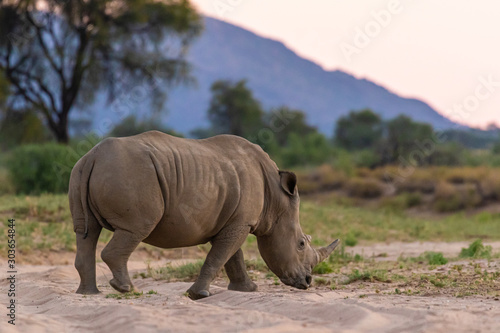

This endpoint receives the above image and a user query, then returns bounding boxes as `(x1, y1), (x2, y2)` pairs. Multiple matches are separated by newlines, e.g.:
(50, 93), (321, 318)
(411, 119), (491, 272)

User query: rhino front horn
(315, 239), (340, 264)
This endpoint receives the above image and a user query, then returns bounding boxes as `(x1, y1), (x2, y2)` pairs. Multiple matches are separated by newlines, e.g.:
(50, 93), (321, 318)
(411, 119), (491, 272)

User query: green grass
(1, 193), (500, 260)
(299, 197), (500, 245)
(146, 260), (205, 281)
(106, 291), (144, 299)
(344, 269), (390, 284)
(424, 252), (448, 265)
(312, 261), (334, 274)
(459, 239), (492, 259)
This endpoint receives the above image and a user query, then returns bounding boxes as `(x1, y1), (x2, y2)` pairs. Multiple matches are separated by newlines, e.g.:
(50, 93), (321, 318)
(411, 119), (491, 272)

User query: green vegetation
(0, 0), (201, 143)
(312, 262), (333, 274)
(345, 178), (384, 198)
(109, 115), (183, 138)
(2, 193), (500, 259)
(106, 291), (144, 300)
(146, 260), (205, 282)
(6, 144), (82, 194)
(423, 252), (448, 265)
(344, 269), (390, 284)
(335, 109), (383, 151)
(459, 239), (492, 259)
(206, 80), (264, 138)
(299, 197), (500, 243)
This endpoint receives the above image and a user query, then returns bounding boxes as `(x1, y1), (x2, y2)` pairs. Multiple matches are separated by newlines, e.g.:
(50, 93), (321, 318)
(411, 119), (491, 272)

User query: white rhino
(69, 131), (339, 299)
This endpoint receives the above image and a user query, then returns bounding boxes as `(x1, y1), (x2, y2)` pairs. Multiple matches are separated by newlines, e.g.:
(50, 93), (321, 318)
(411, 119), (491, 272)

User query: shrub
(459, 239), (492, 259)
(345, 178), (384, 198)
(344, 231), (358, 247)
(444, 167), (489, 184)
(405, 192), (423, 207)
(380, 192), (423, 211)
(295, 164), (346, 194)
(315, 164), (346, 190)
(433, 182), (482, 212)
(352, 149), (381, 168)
(0, 168), (15, 195)
(478, 172), (500, 202)
(433, 181), (461, 212)
(6, 144), (82, 194)
(424, 252), (448, 265)
(393, 168), (438, 194)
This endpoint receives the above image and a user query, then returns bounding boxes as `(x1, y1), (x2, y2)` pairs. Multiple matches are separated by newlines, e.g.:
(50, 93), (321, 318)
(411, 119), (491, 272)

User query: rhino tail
(80, 158), (95, 240)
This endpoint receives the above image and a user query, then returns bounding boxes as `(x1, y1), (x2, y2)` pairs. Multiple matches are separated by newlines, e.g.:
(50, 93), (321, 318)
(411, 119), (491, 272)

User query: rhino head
(257, 171), (340, 289)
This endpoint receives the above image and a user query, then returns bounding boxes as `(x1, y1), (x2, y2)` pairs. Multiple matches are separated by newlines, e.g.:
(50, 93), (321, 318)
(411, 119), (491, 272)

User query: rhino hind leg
(188, 225), (251, 300)
(75, 220), (102, 294)
(225, 249), (258, 292)
(101, 229), (144, 293)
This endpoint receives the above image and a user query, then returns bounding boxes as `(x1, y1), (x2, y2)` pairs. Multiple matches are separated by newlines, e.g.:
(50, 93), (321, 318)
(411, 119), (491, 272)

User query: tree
(493, 141), (500, 155)
(385, 115), (434, 164)
(0, 0), (201, 143)
(265, 107), (317, 146)
(0, 108), (51, 150)
(0, 71), (8, 105)
(109, 115), (182, 138)
(334, 109), (383, 150)
(207, 79), (264, 137)
(281, 132), (332, 167)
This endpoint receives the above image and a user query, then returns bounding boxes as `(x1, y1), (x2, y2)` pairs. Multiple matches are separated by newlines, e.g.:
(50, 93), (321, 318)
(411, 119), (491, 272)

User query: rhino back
(87, 131), (272, 248)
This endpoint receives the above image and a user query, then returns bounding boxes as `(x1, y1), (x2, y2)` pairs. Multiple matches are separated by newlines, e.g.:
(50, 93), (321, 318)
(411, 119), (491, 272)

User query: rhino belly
(141, 214), (220, 249)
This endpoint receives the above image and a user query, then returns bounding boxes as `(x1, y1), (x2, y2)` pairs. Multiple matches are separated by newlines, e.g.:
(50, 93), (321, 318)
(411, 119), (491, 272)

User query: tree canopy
(207, 79), (264, 137)
(0, 0), (202, 143)
(334, 109), (383, 150)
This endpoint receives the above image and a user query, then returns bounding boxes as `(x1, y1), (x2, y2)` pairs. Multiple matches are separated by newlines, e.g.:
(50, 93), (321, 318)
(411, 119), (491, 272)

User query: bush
(352, 149), (381, 168)
(444, 167), (489, 184)
(344, 231), (358, 247)
(478, 172), (500, 202)
(424, 252), (448, 265)
(393, 168), (438, 194)
(459, 239), (492, 259)
(433, 181), (482, 212)
(0, 167), (15, 195)
(380, 192), (423, 211)
(346, 178), (384, 198)
(296, 164), (346, 194)
(6, 144), (82, 194)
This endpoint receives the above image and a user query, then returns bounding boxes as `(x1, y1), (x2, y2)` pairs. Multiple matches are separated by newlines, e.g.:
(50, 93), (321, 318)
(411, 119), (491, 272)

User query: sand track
(1, 242), (500, 332)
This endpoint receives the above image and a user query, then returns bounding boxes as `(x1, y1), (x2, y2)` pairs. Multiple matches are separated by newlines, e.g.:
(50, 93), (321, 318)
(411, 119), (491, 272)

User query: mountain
(88, 16), (459, 136)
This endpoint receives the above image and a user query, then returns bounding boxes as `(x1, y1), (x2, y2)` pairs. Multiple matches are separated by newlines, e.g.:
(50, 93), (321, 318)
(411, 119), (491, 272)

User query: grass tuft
(459, 239), (492, 259)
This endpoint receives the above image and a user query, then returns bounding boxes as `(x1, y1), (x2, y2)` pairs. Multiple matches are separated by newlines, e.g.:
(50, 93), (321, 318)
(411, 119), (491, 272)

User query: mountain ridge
(88, 16), (459, 136)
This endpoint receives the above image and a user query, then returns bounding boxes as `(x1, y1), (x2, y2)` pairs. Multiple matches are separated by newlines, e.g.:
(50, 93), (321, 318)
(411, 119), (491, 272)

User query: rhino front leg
(225, 248), (258, 292)
(188, 225), (250, 300)
(101, 229), (144, 293)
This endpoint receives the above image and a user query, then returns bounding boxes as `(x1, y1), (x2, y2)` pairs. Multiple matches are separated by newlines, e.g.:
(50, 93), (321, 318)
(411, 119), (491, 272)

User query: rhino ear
(279, 171), (297, 196)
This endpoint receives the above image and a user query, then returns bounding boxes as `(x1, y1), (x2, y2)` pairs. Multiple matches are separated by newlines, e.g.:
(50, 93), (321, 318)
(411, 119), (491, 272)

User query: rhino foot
(187, 288), (211, 300)
(110, 278), (133, 293)
(76, 285), (101, 295)
(228, 281), (258, 292)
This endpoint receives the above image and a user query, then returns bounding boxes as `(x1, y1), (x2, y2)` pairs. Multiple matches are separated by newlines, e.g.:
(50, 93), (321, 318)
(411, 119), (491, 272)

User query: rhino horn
(314, 239), (340, 265)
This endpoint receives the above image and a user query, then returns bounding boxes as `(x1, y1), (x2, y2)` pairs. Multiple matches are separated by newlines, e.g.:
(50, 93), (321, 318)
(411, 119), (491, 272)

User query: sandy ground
(1, 242), (500, 333)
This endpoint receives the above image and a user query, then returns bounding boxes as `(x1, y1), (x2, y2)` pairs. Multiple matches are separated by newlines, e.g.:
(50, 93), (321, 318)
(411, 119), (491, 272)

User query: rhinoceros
(69, 131), (339, 299)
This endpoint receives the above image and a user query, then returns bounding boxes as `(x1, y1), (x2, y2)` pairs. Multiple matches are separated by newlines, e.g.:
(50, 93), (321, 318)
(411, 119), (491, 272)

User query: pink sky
(190, 0), (500, 129)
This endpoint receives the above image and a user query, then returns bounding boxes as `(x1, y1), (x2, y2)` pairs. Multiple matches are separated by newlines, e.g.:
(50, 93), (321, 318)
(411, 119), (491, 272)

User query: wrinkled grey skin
(69, 131), (339, 300)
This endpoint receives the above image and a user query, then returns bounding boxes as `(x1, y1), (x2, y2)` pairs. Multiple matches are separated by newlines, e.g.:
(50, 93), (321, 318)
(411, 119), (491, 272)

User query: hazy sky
(190, 0), (500, 129)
